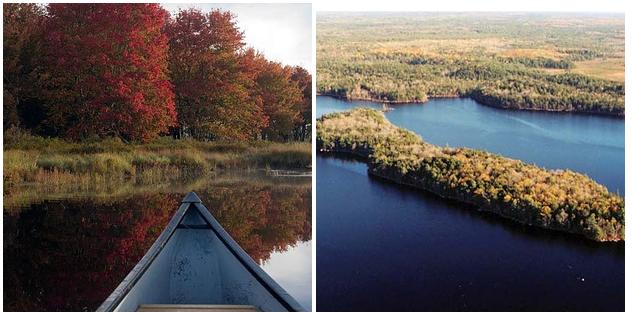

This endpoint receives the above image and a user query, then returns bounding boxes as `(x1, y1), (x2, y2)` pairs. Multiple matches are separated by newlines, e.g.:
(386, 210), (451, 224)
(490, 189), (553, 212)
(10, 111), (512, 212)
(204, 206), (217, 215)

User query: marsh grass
(3, 129), (311, 187)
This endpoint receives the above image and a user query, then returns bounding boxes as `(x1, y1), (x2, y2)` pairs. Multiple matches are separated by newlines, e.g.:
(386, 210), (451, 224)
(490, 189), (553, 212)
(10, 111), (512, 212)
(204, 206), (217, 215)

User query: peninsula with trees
(317, 108), (624, 242)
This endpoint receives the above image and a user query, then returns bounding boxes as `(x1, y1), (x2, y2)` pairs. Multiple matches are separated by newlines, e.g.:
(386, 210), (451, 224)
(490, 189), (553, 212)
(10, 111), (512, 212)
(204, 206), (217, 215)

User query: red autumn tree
(3, 3), (47, 130)
(166, 9), (267, 140)
(43, 4), (176, 141)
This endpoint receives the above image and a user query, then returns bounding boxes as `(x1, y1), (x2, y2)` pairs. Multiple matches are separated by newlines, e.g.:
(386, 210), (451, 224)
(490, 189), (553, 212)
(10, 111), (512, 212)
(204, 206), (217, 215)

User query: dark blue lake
(316, 96), (624, 311)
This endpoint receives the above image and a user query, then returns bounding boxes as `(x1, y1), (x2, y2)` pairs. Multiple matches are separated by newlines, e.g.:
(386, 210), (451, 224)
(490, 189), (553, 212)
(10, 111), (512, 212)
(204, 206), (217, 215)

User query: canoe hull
(98, 192), (303, 312)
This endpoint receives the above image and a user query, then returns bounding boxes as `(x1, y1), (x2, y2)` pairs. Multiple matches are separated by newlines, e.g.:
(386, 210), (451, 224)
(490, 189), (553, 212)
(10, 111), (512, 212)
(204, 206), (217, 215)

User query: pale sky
(161, 3), (312, 72)
(314, 0), (626, 12)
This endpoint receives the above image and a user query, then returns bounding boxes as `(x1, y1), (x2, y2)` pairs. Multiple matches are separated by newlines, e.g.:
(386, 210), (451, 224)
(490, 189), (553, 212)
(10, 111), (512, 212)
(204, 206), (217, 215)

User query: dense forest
(317, 108), (624, 242)
(317, 13), (624, 116)
(4, 3), (312, 142)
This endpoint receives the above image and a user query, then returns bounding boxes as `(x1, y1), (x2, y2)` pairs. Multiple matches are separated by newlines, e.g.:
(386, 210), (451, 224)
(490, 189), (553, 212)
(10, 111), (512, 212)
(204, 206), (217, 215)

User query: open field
(571, 58), (625, 82)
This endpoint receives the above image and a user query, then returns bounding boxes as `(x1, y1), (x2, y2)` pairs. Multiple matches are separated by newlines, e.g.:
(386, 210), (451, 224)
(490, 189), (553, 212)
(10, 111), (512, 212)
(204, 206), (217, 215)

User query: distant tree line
(316, 14), (624, 116)
(318, 52), (624, 116)
(558, 49), (603, 61)
(3, 3), (312, 142)
(496, 56), (573, 69)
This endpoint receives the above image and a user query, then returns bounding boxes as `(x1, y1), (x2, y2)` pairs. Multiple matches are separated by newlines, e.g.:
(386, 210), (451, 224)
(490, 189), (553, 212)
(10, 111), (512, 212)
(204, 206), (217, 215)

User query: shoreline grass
(3, 128), (311, 188)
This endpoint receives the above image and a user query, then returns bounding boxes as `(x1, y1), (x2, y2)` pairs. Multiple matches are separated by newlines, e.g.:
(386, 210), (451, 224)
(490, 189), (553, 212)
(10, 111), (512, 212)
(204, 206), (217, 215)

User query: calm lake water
(3, 173), (312, 311)
(316, 96), (624, 311)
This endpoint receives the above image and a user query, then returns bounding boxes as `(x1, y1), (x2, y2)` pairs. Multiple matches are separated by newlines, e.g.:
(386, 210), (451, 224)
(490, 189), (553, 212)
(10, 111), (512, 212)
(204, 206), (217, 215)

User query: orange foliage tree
(290, 66), (312, 141)
(166, 9), (268, 140)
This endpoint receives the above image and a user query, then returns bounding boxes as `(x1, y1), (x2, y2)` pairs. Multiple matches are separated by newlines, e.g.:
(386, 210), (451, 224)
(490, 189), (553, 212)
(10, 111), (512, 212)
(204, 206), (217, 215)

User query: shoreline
(321, 152), (626, 246)
(316, 92), (625, 118)
(4, 155), (311, 188)
(317, 108), (624, 242)
(3, 135), (311, 188)
(318, 147), (624, 242)
(3, 169), (311, 214)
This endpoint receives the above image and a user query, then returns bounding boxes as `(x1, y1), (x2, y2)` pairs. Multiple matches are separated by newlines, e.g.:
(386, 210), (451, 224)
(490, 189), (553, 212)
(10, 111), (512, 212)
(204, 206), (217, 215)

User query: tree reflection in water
(3, 177), (311, 311)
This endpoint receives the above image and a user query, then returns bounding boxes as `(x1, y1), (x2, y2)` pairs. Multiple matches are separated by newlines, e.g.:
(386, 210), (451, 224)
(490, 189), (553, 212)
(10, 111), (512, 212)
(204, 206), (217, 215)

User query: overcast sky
(161, 3), (312, 72)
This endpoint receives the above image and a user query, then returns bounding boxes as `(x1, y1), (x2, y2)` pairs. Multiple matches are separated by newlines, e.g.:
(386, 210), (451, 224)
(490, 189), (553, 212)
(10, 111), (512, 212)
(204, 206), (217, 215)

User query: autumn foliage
(166, 9), (267, 140)
(317, 108), (624, 242)
(290, 66), (312, 141)
(3, 4), (311, 142)
(41, 4), (177, 141)
(3, 4), (46, 129)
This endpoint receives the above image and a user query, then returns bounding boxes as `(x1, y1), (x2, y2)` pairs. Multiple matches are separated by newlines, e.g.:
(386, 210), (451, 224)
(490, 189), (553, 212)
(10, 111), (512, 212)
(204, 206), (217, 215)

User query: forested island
(4, 4), (311, 186)
(317, 13), (624, 116)
(317, 108), (624, 242)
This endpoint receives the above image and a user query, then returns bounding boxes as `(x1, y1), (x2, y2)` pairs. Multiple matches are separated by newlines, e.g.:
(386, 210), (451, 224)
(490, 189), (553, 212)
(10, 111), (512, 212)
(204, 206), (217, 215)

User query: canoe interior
(99, 192), (303, 312)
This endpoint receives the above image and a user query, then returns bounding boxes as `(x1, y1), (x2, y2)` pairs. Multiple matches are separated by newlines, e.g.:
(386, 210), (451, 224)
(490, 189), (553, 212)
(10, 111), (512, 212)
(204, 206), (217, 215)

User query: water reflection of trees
(3, 182), (311, 311)
(200, 184), (311, 263)
(3, 193), (179, 311)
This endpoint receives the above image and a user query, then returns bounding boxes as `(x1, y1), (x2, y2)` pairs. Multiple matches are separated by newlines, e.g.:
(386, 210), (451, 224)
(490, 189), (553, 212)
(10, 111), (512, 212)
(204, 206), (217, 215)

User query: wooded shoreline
(317, 93), (625, 118)
(317, 108), (624, 242)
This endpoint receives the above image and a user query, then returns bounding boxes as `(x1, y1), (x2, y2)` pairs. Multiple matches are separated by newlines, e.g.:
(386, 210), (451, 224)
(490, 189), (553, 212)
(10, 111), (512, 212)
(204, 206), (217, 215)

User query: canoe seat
(137, 304), (258, 312)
